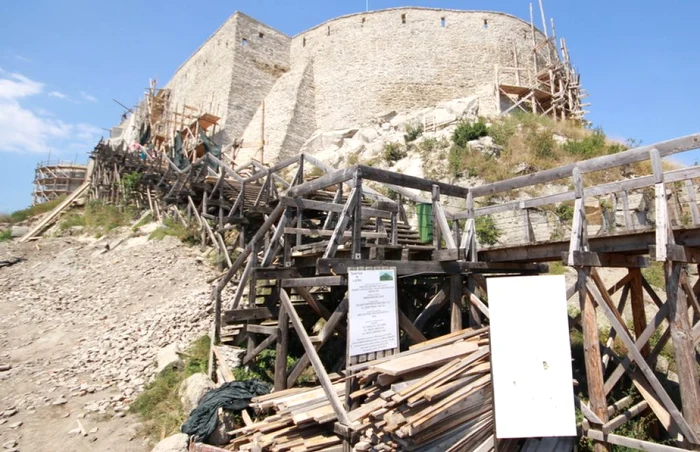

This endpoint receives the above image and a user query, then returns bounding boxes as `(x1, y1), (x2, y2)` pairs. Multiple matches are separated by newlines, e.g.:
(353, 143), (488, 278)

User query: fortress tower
(157, 7), (583, 165)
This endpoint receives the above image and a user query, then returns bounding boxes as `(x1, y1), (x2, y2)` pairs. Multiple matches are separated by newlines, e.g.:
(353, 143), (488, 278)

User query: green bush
(555, 203), (575, 222)
(122, 171), (143, 199)
(526, 130), (556, 159)
(0, 229), (11, 242)
(383, 142), (407, 163)
(475, 215), (501, 245)
(448, 144), (467, 176)
(489, 118), (518, 147)
(562, 128), (607, 158)
(404, 123), (424, 143)
(452, 120), (489, 148)
(149, 217), (200, 245)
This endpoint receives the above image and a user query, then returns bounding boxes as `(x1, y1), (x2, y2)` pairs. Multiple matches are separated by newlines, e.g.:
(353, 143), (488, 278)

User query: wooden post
(684, 179), (700, 226)
(432, 185), (442, 250)
(274, 303), (289, 391)
(467, 275), (481, 328)
(665, 261), (700, 438)
(578, 268), (609, 451)
(352, 174), (363, 260)
(450, 274), (463, 332)
(628, 268), (650, 358)
(621, 190), (633, 231)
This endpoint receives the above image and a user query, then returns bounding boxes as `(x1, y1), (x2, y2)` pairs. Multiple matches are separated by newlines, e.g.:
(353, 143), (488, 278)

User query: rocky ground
(0, 230), (216, 452)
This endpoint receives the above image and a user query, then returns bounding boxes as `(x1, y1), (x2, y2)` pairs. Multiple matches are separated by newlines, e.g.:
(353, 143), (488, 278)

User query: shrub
(562, 128), (607, 158)
(383, 142), (407, 163)
(448, 144), (467, 176)
(0, 229), (11, 242)
(475, 215), (501, 245)
(452, 120), (489, 148)
(555, 203), (575, 222)
(404, 123), (424, 143)
(149, 217), (200, 245)
(526, 130), (556, 160)
(489, 118), (518, 147)
(122, 171), (143, 199)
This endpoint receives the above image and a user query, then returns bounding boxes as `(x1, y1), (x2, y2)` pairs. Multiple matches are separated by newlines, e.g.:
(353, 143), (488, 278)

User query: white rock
(151, 433), (189, 452)
(178, 373), (215, 415)
(156, 344), (181, 374)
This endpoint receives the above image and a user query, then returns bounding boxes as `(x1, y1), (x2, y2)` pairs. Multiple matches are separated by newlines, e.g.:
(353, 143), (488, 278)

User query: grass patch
(133, 212), (154, 230)
(7, 197), (67, 224)
(149, 218), (200, 245)
(548, 262), (567, 275)
(404, 123), (424, 143)
(59, 201), (135, 237)
(130, 336), (210, 442)
(383, 142), (407, 163)
(642, 261), (665, 289)
(0, 229), (12, 242)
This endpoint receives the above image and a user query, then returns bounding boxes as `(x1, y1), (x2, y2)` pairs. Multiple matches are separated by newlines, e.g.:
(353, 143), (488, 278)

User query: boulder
(10, 226), (29, 238)
(151, 433), (189, 452)
(156, 344), (182, 374)
(178, 373), (215, 415)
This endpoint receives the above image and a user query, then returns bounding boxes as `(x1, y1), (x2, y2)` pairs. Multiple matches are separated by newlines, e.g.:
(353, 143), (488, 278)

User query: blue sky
(1, 0), (698, 212)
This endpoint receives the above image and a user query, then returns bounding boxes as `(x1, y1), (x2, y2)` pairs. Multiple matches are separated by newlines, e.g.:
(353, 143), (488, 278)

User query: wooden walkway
(90, 129), (700, 451)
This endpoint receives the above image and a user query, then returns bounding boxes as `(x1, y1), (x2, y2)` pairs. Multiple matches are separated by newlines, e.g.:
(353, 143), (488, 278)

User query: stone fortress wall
(163, 7), (558, 162)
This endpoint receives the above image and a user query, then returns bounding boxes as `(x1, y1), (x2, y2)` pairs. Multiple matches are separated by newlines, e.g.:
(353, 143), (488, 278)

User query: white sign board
(487, 275), (576, 439)
(348, 268), (399, 356)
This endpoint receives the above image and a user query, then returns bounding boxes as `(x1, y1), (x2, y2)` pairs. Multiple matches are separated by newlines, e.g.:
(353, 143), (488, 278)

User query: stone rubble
(0, 232), (216, 447)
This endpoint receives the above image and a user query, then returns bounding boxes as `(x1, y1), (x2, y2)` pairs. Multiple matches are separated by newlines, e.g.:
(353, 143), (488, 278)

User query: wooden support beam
(586, 429), (687, 452)
(316, 259), (546, 276)
(577, 269), (609, 449)
(413, 284), (450, 330)
(463, 286), (491, 319)
(243, 332), (278, 365)
(274, 303), (289, 391)
(323, 188), (360, 259)
(587, 277), (700, 443)
(664, 261), (700, 438)
(278, 289), (350, 424)
(397, 309), (427, 344)
(629, 268), (651, 357)
(450, 275), (463, 332)
(564, 251), (648, 268)
(282, 276), (347, 288)
(685, 179), (700, 226)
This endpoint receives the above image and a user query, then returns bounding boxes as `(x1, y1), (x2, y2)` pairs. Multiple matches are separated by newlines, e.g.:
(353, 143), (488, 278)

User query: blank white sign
(488, 275), (576, 438)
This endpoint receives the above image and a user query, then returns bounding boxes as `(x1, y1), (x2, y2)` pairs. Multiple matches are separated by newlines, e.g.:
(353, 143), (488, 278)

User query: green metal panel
(416, 203), (433, 243)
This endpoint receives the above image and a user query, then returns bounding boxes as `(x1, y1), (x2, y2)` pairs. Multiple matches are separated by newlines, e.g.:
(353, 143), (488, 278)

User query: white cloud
(0, 72), (102, 154)
(48, 90), (68, 99)
(0, 72), (43, 99)
(80, 91), (98, 103)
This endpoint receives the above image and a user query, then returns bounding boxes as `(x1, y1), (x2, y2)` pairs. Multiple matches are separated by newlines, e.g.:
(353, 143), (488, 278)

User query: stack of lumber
(229, 328), (495, 452)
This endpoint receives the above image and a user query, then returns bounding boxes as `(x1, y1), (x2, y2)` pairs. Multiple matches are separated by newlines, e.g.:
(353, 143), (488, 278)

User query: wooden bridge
(91, 131), (700, 450)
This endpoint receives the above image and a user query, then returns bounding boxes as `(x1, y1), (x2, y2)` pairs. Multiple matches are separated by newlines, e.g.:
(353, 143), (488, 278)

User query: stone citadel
(113, 7), (583, 165)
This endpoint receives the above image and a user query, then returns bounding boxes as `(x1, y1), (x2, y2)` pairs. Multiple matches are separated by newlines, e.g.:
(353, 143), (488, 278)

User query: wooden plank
(370, 342), (477, 376)
(286, 166), (357, 198)
(282, 276), (347, 288)
(278, 289), (350, 425)
(316, 259), (546, 275)
(243, 332), (278, 365)
(358, 165), (471, 198)
(450, 275), (463, 332)
(685, 179), (700, 225)
(586, 429), (687, 452)
(463, 287), (490, 319)
(433, 248), (467, 262)
(602, 400), (649, 434)
(564, 251), (649, 268)
(223, 307), (273, 323)
(629, 268), (650, 358)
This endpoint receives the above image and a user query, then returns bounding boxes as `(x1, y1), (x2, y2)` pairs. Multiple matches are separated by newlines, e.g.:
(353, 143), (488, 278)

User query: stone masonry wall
(164, 13), (290, 147)
(290, 8), (556, 132)
(165, 7), (558, 160)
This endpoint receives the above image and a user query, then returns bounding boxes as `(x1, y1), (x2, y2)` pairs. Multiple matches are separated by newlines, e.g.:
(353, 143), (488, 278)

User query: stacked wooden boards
(229, 328), (497, 451)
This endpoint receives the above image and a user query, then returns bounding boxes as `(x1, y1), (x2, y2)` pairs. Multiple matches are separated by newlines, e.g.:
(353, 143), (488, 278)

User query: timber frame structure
(32, 158), (88, 206)
(89, 123), (700, 450)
